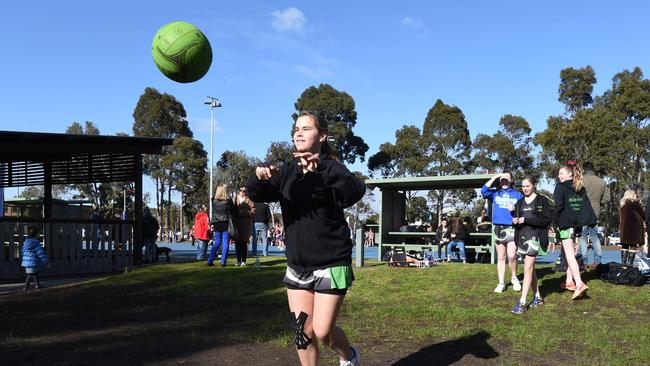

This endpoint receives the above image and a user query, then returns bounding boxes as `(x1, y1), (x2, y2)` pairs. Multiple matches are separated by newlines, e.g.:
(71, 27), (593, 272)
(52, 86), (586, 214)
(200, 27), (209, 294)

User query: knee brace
(291, 311), (312, 350)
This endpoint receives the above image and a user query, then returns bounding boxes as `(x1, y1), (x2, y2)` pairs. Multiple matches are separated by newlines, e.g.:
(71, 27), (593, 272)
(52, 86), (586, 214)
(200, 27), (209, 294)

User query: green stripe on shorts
(328, 265), (354, 289)
(558, 228), (574, 240)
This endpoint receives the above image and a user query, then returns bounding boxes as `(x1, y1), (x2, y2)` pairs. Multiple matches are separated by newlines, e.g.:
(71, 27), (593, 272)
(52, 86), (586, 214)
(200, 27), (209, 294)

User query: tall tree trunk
(167, 178), (172, 237)
(179, 192), (184, 239)
(155, 176), (161, 222)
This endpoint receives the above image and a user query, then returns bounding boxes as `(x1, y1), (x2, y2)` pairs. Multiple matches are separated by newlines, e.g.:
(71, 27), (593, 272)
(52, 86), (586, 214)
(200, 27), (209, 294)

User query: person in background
(275, 222), (285, 251)
(208, 184), (237, 267)
(579, 162), (610, 267)
(446, 217), (468, 263)
(482, 172), (524, 293)
(511, 176), (552, 314)
(235, 186), (255, 266)
(619, 189), (645, 265)
(554, 161), (595, 300)
(21, 226), (50, 291)
(435, 217), (452, 260)
(476, 214), (492, 233)
(142, 207), (159, 263)
(252, 201), (272, 257)
(477, 208), (488, 224)
(193, 205), (210, 261)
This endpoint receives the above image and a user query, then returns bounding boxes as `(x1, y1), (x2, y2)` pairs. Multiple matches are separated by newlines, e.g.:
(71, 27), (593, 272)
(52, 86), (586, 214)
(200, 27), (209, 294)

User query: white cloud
(401, 17), (423, 28)
(271, 7), (307, 33)
(293, 64), (334, 79)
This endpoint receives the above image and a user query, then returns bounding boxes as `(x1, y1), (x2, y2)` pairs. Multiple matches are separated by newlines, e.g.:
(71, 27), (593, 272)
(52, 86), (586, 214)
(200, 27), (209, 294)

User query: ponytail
(562, 160), (583, 192)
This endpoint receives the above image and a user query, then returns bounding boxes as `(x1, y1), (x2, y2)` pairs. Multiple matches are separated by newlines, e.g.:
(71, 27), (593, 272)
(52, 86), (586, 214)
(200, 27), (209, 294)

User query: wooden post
(43, 160), (52, 257)
(133, 154), (143, 265)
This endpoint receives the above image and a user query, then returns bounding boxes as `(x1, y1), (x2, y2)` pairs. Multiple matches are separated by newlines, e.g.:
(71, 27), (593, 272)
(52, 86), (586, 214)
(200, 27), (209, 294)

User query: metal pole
(355, 228), (364, 267)
(209, 107), (214, 220)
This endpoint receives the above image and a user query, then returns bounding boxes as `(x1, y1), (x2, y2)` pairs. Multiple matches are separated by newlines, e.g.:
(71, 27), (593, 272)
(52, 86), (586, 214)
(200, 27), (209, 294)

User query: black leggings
(25, 273), (40, 288)
(235, 240), (248, 263)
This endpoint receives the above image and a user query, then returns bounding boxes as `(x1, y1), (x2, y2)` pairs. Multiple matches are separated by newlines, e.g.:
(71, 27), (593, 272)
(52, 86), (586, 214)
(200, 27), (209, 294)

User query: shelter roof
(0, 131), (173, 187)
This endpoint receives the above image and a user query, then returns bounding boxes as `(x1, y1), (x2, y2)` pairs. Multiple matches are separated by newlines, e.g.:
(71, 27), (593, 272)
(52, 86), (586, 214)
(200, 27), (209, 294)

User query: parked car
(607, 231), (621, 246)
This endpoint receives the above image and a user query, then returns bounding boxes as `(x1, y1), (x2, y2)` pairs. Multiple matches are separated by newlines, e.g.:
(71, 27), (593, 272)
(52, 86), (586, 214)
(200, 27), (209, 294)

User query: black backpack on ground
(596, 262), (646, 286)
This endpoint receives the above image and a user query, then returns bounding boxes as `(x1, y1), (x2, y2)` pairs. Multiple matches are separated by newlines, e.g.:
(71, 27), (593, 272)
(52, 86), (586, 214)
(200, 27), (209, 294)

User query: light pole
(204, 96), (222, 220)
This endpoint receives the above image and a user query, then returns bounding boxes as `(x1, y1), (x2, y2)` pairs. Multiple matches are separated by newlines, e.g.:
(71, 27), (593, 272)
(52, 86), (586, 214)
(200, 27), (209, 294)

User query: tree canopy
(293, 84), (369, 164)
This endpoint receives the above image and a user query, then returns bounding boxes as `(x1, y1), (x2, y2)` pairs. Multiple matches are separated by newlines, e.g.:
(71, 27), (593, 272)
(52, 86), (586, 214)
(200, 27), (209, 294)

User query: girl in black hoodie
(554, 161), (595, 300)
(247, 112), (365, 366)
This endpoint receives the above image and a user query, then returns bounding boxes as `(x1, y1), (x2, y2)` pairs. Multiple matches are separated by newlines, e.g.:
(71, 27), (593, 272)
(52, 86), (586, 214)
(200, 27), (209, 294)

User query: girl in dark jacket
(207, 184), (237, 267)
(554, 161), (596, 300)
(247, 112), (365, 366)
(511, 177), (552, 314)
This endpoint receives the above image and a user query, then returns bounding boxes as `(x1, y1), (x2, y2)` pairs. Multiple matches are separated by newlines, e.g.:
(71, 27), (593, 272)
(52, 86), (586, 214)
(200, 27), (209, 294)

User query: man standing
(579, 162), (610, 267)
(252, 202), (272, 256)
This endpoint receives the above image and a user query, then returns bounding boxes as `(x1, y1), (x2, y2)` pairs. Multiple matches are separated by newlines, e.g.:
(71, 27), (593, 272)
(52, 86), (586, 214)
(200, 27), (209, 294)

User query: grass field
(1, 258), (648, 365)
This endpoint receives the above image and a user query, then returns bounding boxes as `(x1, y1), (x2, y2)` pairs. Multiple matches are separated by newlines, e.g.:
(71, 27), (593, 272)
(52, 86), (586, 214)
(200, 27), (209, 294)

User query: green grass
(1, 258), (649, 365)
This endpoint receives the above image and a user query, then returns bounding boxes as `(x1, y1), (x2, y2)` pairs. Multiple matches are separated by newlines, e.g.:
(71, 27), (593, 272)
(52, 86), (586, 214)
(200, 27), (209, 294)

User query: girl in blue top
(482, 172), (523, 293)
(21, 226), (50, 291)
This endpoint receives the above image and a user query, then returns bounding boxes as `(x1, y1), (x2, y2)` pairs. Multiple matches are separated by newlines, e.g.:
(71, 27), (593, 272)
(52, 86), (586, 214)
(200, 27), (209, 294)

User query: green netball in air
(152, 21), (213, 83)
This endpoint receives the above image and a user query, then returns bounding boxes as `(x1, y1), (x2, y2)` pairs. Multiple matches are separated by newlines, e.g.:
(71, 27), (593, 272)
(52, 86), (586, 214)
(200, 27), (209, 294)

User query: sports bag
(597, 262), (646, 286)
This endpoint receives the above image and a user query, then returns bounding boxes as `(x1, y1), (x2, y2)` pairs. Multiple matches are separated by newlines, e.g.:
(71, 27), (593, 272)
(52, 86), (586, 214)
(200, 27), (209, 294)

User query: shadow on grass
(392, 331), (498, 365)
(261, 259), (289, 267)
(0, 264), (292, 365)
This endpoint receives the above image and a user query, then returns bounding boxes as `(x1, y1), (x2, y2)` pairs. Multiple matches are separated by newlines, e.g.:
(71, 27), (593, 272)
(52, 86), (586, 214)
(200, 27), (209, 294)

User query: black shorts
(283, 266), (353, 295)
(494, 224), (515, 244)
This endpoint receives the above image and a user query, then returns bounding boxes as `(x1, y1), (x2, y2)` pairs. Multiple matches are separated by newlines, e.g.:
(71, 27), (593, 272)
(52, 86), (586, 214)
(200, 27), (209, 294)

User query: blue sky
(1, 1), (650, 201)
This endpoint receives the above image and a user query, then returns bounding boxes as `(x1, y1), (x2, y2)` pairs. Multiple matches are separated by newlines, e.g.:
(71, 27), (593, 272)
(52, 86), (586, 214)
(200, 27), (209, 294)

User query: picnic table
(383, 231), (495, 263)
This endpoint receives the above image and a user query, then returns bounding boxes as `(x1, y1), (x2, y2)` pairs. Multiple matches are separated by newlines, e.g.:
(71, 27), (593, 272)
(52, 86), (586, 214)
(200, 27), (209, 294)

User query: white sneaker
(340, 346), (360, 366)
(511, 277), (522, 292)
(493, 283), (506, 293)
(240, 262), (246, 267)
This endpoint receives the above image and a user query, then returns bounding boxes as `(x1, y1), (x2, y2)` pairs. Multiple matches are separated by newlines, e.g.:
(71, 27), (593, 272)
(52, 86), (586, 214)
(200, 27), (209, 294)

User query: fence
(0, 219), (133, 280)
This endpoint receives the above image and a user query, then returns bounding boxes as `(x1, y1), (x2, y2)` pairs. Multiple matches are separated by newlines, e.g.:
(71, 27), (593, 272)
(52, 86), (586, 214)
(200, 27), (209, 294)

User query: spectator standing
(193, 205), (210, 260)
(235, 187), (255, 266)
(482, 172), (524, 293)
(553, 161), (595, 300)
(579, 162), (610, 267)
(252, 201), (272, 257)
(208, 184), (237, 267)
(21, 226), (50, 291)
(511, 176), (552, 314)
(619, 190), (645, 265)
(275, 222), (285, 250)
(142, 207), (159, 263)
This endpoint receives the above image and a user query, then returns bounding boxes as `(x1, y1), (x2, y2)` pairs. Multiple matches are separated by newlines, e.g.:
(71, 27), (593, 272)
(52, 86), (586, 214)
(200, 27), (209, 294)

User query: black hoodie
(514, 194), (552, 249)
(246, 156), (365, 272)
(553, 180), (596, 229)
